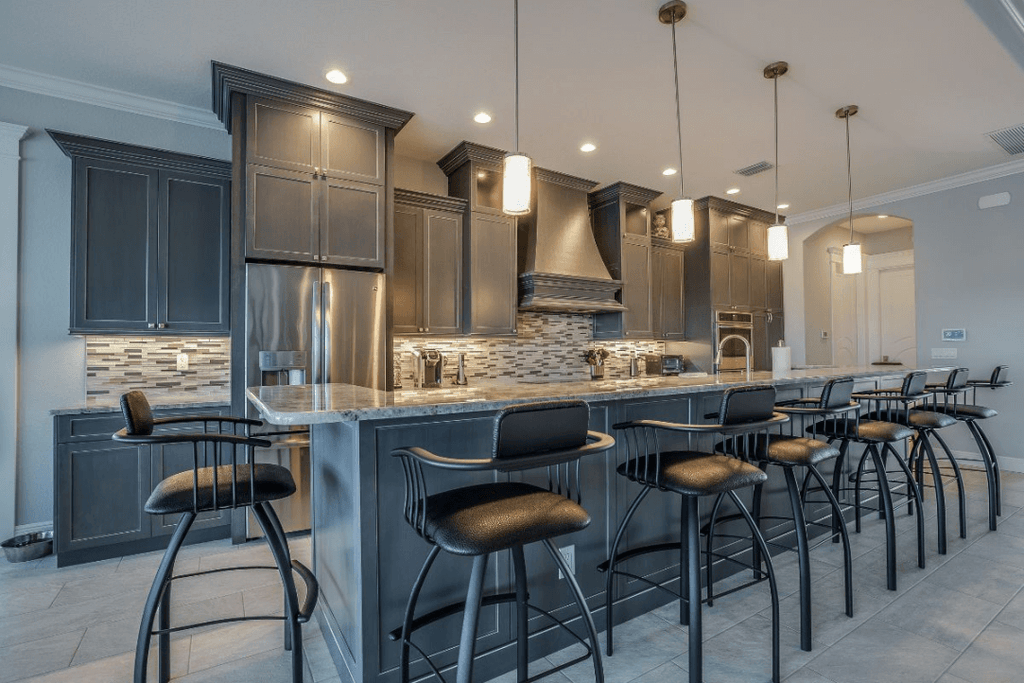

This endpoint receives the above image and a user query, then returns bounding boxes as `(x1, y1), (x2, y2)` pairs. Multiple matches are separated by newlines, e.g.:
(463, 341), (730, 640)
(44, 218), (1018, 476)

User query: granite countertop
(246, 365), (948, 425)
(52, 388), (232, 416)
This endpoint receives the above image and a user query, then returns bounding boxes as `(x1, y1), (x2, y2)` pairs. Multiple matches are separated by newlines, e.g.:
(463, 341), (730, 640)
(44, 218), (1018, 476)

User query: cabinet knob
(425, 328), (429, 332)
(314, 167), (320, 177)
(158, 323), (167, 329)
(148, 323), (156, 329)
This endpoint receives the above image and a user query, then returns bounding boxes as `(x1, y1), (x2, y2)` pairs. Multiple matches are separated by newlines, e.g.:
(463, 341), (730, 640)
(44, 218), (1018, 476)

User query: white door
(877, 265), (917, 364)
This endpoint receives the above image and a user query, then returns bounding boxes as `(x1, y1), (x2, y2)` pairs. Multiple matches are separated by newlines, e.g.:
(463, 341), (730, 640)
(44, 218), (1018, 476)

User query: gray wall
(0, 85), (230, 527)
(863, 226), (913, 255)
(785, 173), (1024, 468)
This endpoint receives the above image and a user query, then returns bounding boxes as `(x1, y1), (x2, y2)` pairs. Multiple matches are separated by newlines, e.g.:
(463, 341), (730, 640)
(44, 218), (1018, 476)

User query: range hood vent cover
(987, 124), (1024, 155)
(734, 160), (774, 176)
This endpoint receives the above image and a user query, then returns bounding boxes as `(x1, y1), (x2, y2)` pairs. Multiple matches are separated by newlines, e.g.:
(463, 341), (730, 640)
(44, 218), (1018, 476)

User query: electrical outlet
(931, 348), (957, 360)
(176, 353), (189, 371)
(557, 544), (575, 579)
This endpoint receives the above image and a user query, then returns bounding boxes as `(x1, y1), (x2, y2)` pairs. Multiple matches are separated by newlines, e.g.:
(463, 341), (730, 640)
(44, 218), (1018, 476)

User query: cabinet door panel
(321, 114), (384, 185)
(159, 171), (230, 332)
(749, 220), (768, 256)
(651, 249), (665, 336)
(73, 159), (158, 331)
(423, 211), (462, 334)
(709, 209), (729, 247)
(246, 98), (319, 173)
(621, 238), (652, 337)
(749, 256), (767, 311)
(246, 165), (317, 262)
(711, 247), (731, 309)
(730, 252), (751, 308)
(150, 442), (230, 536)
(466, 213), (517, 335)
(653, 246), (685, 339)
(321, 179), (384, 268)
(56, 442), (150, 554)
(392, 205), (422, 334)
(767, 260), (784, 311)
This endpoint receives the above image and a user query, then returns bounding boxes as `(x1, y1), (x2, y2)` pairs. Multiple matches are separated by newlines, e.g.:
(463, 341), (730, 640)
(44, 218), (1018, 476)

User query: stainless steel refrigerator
(242, 262), (385, 539)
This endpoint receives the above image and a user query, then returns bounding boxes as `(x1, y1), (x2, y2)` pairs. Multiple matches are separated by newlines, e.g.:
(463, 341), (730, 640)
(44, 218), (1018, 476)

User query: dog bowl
(1, 530), (54, 563)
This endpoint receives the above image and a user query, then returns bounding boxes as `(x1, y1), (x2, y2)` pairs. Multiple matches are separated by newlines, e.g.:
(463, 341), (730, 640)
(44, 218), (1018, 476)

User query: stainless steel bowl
(1, 530), (53, 563)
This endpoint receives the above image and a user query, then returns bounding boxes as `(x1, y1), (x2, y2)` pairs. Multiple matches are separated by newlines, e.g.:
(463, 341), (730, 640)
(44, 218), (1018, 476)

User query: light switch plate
(176, 353), (189, 371)
(557, 544), (575, 579)
(931, 348), (958, 360)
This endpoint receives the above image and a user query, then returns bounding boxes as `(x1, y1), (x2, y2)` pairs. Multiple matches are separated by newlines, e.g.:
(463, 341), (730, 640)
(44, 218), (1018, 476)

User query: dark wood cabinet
(393, 189), (466, 336)
(54, 406), (230, 566)
(244, 97), (385, 268)
(50, 132), (230, 335)
(590, 182), (662, 339)
(651, 242), (686, 339)
(438, 142), (519, 336)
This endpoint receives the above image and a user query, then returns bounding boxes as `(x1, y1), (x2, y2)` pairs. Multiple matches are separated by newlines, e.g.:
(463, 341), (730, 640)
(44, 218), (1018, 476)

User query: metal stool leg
(135, 512), (195, 683)
(976, 424), (1002, 516)
(456, 554), (489, 683)
(704, 491), (727, 608)
(854, 447), (871, 533)
(605, 486), (650, 654)
(867, 445), (898, 591)
(784, 467), (812, 652)
(808, 464), (854, 617)
(543, 540), (604, 683)
(920, 434), (948, 553)
(252, 503), (303, 683)
(399, 546), (441, 683)
(261, 501), (295, 651)
(882, 443), (926, 569)
(932, 430), (967, 539)
(830, 441), (849, 543)
(967, 421), (999, 529)
(684, 496), (703, 683)
(511, 545), (529, 683)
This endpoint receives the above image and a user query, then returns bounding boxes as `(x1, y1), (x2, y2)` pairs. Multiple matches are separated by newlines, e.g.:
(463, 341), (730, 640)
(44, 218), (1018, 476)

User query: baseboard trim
(14, 520), (53, 536)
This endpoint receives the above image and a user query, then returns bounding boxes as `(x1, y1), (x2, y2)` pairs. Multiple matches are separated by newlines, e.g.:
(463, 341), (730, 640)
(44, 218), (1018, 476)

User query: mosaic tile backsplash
(394, 312), (667, 386)
(85, 336), (231, 397)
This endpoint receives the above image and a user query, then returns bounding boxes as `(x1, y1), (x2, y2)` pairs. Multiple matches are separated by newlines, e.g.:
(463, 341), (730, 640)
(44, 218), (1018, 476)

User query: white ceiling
(3, 0), (1024, 216)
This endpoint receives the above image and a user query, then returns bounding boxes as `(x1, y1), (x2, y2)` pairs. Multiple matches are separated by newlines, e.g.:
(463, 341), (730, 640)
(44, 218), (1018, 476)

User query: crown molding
(534, 167), (598, 193)
(787, 157), (1024, 225)
(394, 187), (468, 213)
(0, 121), (29, 159)
(436, 140), (507, 176)
(588, 181), (662, 209)
(0, 64), (222, 131)
(47, 130), (230, 177)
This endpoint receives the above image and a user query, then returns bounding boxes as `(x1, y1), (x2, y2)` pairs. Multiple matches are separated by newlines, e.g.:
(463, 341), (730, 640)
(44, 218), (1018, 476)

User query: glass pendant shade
(671, 198), (695, 243)
(502, 153), (532, 215)
(767, 223), (789, 261)
(842, 243), (862, 274)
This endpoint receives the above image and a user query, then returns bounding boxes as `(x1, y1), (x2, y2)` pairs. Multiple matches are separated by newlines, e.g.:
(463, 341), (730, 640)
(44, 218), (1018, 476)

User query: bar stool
(389, 400), (614, 683)
(705, 377), (858, 652)
(601, 385), (787, 683)
(860, 370), (966, 554)
(113, 390), (318, 683)
(811, 374), (926, 591)
(919, 366), (1010, 530)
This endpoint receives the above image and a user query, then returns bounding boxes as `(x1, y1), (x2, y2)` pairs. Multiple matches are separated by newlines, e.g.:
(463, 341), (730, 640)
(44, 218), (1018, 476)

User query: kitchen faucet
(714, 334), (752, 378)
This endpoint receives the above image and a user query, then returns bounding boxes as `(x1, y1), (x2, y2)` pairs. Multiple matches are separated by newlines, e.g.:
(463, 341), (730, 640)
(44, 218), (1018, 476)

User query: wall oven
(714, 311), (754, 371)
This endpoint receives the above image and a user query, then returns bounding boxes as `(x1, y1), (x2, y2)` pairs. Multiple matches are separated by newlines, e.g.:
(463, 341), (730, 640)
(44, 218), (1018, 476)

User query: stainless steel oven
(714, 311), (754, 371)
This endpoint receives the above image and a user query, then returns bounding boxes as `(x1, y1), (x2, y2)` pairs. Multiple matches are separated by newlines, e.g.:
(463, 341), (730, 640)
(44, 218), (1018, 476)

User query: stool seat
(144, 463), (296, 515)
(917, 404), (997, 420)
(862, 410), (957, 429)
(423, 482), (590, 556)
(618, 451), (768, 496)
(809, 418), (913, 443)
(766, 436), (841, 466)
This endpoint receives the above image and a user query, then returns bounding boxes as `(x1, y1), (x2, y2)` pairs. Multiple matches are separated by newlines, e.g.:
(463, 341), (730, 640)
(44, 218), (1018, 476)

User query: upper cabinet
(651, 242), (686, 340)
(244, 97), (385, 268)
(437, 142), (519, 336)
(50, 131), (230, 335)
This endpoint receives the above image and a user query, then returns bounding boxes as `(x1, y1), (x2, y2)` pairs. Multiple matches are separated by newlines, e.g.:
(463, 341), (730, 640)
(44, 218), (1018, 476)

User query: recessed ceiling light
(877, 214), (889, 219)
(580, 143), (596, 153)
(777, 203), (790, 210)
(473, 112), (492, 124)
(662, 168), (678, 176)
(325, 69), (348, 84)
(726, 188), (741, 195)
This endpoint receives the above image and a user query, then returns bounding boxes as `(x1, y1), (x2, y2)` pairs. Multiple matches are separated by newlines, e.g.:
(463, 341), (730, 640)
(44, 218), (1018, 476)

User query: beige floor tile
(946, 621), (1024, 683)
(0, 629), (85, 683)
(187, 619), (287, 673)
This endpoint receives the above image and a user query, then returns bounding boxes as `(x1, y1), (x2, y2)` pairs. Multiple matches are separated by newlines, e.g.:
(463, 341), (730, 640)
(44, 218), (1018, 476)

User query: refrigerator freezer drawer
(246, 433), (311, 538)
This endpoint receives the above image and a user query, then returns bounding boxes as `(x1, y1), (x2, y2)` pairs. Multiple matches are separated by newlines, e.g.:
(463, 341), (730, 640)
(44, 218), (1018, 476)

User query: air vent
(987, 124), (1024, 155)
(734, 160), (774, 176)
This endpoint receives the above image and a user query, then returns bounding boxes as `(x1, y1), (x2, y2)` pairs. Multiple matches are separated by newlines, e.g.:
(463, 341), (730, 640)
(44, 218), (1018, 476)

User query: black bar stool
(113, 390), (318, 683)
(601, 385), (787, 683)
(389, 400), (614, 683)
(919, 365), (1010, 530)
(705, 376), (858, 652)
(811, 373), (926, 591)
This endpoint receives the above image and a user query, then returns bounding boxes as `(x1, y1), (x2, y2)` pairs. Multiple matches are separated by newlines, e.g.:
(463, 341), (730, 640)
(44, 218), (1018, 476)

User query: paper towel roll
(771, 346), (792, 376)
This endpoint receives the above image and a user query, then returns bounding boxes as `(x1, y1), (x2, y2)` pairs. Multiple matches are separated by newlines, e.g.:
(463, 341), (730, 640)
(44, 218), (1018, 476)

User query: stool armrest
(614, 413), (788, 435)
(852, 391), (931, 403)
(967, 380), (1013, 388)
(112, 429), (271, 449)
(391, 431), (615, 473)
(775, 402), (859, 416)
(391, 446), (493, 471)
(775, 397), (825, 407)
(153, 415), (264, 429)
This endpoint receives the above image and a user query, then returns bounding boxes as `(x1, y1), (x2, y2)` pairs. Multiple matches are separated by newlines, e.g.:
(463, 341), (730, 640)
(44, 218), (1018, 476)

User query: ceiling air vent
(734, 160), (773, 176)
(987, 124), (1024, 155)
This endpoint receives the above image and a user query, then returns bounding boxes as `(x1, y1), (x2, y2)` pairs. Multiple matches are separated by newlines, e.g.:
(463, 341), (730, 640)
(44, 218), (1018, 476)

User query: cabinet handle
(314, 166), (320, 177)
(148, 323), (156, 329)
(425, 327), (429, 332)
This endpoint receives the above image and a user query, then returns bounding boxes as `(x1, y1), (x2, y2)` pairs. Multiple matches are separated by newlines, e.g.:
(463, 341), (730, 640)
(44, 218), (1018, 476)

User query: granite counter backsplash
(86, 336), (230, 398)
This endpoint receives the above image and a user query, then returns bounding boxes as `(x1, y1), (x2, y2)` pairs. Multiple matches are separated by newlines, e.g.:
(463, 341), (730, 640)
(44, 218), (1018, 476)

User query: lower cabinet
(54, 405), (230, 566)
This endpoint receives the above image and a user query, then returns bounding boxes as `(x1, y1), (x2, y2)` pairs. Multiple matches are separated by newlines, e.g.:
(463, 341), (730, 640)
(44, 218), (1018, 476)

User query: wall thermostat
(941, 328), (966, 342)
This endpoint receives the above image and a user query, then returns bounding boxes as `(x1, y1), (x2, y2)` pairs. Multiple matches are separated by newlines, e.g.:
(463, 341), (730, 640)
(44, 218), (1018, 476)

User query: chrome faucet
(714, 334), (752, 378)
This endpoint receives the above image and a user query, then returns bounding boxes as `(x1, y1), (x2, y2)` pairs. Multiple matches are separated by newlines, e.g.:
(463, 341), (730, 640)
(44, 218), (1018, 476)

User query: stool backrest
(944, 367), (969, 391)
(819, 377), (855, 409)
(121, 390), (155, 435)
(991, 365), (1010, 384)
(493, 400), (589, 460)
(718, 385), (777, 425)
(901, 371), (929, 397)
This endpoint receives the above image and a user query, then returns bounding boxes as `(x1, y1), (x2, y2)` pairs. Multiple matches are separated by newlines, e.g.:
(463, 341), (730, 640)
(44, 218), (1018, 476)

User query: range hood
(518, 168), (625, 313)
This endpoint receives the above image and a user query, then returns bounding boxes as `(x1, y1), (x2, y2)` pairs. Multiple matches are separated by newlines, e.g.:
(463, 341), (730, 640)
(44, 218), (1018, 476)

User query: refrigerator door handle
(323, 281), (332, 384)
(311, 279), (321, 384)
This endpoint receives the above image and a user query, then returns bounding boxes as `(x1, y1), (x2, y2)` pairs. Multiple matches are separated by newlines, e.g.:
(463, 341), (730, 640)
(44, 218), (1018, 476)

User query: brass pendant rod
(773, 74), (780, 225)
(845, 111), (853, 242)
(671, 11), (684, 198)
(513, 0), (520, 154)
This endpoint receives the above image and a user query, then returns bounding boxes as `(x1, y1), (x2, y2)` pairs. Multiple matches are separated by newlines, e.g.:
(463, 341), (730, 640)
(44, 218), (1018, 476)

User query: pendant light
(836, 105), (861, 274)
(764, 61), (789, 261)
(659, 1), (694, 243)
(502, 0), (532, 215)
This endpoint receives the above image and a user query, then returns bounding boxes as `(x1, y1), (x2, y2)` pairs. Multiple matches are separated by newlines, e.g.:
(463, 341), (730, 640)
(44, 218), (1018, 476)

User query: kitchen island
(247, 366), (941, 683)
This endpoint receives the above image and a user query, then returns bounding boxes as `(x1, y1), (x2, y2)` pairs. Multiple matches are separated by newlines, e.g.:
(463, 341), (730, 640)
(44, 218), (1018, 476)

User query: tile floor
(3, 469), (1024, 683)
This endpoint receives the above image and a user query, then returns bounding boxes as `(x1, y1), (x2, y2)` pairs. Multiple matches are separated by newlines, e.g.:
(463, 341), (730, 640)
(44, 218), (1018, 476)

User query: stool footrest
(596, 541), (680, 573)
(293, 559), (318, 624)
(387, 591), (521, 642)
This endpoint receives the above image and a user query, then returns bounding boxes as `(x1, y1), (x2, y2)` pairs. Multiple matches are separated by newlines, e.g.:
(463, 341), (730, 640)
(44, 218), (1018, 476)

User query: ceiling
(2, 0), (1024, 217)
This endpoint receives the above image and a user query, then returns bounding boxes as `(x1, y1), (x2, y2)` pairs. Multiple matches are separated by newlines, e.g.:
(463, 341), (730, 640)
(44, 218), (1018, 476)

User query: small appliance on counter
(645, 354), (686, 376)
(419, 349), (446, 388)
